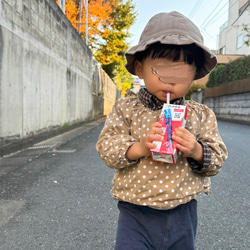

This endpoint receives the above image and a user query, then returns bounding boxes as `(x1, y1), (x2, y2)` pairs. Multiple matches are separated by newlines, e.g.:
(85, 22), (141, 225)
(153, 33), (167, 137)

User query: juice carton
(150, 104), (187, 164)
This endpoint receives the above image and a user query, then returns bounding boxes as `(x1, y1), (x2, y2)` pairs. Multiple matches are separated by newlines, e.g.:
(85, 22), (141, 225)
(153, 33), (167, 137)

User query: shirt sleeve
(187, 103), (228, 177)
(96, 99), (138, 169)
(187, 141), (211, 173)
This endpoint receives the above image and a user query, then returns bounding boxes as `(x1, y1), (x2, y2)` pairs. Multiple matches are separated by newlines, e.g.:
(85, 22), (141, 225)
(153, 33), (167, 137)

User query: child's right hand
(126, 122), (164, 160)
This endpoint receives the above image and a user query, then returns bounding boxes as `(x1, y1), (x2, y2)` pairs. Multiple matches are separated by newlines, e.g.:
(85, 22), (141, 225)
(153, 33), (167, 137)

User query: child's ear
(134, 60), (143, 79)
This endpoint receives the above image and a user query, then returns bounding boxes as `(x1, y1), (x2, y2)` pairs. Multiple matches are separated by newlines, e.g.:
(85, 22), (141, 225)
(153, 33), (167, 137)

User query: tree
(242, 23), (250, 46)
(55, 0), (137, 95)
(94, 0), (136, 64)
(95, 0), (137, 96)
(55, 0), (116, 42)
(113, 54), (134, 96)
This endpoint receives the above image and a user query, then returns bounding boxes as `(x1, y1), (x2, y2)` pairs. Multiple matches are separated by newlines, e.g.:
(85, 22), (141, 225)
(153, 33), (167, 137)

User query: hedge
(185, 84), (205, 100)
(206, 55), (250, 88)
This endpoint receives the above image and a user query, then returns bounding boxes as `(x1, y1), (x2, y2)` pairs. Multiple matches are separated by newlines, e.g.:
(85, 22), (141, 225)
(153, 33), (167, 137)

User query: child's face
(134, 55), (196, 103)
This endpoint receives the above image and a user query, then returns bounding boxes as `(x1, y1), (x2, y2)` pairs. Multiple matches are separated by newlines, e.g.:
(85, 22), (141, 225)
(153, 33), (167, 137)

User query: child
(96, 11), (228, 250)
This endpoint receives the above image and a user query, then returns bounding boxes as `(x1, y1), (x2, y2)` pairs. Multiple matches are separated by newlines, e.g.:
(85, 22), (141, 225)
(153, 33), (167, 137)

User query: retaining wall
(191, 79), (250, 125)
(204, 92), (250, 125)
(0, 0), (118, 156)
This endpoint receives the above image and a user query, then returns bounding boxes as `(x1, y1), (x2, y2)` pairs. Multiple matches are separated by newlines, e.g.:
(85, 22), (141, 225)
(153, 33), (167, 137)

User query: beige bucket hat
(125, 11), (217, 80)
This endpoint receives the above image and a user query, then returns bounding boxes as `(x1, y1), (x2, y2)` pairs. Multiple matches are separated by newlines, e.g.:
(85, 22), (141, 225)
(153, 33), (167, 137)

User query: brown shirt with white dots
(96, 94), (228, 210)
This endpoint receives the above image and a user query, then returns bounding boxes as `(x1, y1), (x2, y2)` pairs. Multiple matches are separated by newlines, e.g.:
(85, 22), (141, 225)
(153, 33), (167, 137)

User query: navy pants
(115, 200), (197, 250)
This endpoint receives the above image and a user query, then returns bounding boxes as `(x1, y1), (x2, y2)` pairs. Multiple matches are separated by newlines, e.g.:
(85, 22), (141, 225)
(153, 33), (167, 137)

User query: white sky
(128, 0), (229, 50)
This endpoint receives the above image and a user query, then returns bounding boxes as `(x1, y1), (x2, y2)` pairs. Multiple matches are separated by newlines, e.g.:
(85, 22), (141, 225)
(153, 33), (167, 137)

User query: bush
(214, 65), (224, 86)
(185, 84), (206, 100)
(206, 55), (250, 88)
(206, 69), (216, 88)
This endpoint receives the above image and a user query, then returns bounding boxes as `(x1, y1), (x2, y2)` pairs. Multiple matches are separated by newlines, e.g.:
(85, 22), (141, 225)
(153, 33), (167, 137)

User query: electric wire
(199, 0), (228, 30)
(188, 0), (204, 19)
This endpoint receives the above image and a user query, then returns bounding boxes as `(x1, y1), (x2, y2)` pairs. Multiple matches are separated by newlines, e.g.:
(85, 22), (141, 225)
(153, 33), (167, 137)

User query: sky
(128, 0), (229, 51)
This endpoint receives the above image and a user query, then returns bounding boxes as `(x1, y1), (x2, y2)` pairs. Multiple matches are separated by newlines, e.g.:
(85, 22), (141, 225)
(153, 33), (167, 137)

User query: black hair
(134, 42), (205, 73)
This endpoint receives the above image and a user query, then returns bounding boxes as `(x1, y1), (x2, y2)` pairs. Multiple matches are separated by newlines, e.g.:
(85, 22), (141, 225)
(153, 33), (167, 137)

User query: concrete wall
(190, 89), (204, 104)
(0, 0), (118, 155)
(204, 93), (250, 125)
(191, 83), (250, 125)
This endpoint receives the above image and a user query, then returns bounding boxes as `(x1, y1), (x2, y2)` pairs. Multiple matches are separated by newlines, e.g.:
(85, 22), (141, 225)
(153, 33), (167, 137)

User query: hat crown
(139, 11), (204, 46)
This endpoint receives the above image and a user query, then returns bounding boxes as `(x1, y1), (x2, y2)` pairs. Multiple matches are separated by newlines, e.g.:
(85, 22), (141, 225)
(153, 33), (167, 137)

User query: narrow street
(0, 118), (249, 249)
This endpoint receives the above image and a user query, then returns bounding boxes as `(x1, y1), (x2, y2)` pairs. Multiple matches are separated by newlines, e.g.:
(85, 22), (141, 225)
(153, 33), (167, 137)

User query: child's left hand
(172, 127), (203, 164)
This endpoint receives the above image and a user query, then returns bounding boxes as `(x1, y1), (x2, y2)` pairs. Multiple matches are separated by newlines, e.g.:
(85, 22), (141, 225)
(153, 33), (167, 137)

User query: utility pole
(78, 0), (88, 45)
(78, 0), (82, 33)
(85, 0), (88, 45)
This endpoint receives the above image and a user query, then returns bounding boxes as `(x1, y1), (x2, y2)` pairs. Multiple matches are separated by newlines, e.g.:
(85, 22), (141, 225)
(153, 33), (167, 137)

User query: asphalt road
(0, 118), (249, 250)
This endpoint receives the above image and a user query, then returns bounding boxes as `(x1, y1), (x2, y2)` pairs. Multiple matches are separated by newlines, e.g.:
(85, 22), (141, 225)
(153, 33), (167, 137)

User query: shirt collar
(137, 88), (185, 111)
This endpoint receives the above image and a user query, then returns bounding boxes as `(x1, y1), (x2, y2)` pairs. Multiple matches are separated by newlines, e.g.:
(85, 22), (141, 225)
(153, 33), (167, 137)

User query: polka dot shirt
(96, 96), (228, 209)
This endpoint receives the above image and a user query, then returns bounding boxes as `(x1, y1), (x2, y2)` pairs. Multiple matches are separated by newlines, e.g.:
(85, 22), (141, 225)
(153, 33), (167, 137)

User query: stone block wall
(191, 79), (250, 125)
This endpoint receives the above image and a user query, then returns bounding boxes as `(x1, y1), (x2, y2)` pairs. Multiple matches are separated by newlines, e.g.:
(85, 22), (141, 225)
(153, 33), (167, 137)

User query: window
(219, 46), (226, 54)
(237, 34), (244, 49)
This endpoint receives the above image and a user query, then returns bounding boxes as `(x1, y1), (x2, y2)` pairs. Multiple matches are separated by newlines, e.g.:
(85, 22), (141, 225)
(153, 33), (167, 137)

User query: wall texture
(0, 0), (118, 155)
(204, 92), (250, 125)
(191, 79), (250, 125)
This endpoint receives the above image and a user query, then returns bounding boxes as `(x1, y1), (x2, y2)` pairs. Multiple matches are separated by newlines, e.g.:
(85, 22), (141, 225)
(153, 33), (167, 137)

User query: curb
(0, 116), (106, 157)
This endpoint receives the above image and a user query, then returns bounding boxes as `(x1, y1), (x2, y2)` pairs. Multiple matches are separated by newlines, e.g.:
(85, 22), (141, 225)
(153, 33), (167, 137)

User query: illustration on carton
(150, 104), (187, 164)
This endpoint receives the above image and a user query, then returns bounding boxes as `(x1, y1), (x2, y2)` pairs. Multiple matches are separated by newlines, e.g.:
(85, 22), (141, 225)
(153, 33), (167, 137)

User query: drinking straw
(167, 92), (170, 104)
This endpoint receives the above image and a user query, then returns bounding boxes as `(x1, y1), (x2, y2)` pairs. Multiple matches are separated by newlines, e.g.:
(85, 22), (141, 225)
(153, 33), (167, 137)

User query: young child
(96, 11), (228, 250)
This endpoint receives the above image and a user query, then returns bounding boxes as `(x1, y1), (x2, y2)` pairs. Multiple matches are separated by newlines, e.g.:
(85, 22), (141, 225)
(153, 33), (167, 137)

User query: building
(218, 0), (250, 55)
(130, 76), (144, 94)
(195, 0), (248, 87)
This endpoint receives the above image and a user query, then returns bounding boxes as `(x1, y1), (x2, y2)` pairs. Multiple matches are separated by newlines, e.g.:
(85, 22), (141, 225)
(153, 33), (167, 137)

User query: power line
(199, 0), (228, 30)
(203, 8), (228, 29)
(200, 6), (228, 44)
(188, 0), (203, 19)
(202, 29), (217, 42)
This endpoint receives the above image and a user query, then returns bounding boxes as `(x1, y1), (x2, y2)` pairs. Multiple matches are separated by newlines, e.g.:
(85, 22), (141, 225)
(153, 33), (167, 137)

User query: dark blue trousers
(115, 200), (197, 250)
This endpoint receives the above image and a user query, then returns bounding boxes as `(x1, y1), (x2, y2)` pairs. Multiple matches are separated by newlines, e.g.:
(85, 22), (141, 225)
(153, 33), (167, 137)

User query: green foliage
(94, 0), (137, 65)
(56, 0), (137, 96)
(102, 62), (117, 79)
(214, 64), (224, 86)
(206, 55), (250, 88)
(63, 122), (70, 127)
(113, 56), (134, 96)
(185, 84), (206, 100)
(95, 0), (137, 95)
(206, 64), (225, 88)
(243, 23), (250, 46)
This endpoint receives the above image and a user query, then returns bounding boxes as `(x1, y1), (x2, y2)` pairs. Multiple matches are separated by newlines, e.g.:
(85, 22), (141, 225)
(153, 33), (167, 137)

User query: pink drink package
(150, 104), (187, 164)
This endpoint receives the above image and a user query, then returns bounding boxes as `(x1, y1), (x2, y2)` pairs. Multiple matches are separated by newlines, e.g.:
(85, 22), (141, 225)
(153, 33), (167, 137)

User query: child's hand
(172, 127), (203, 164)
(126, 122), (164, 160)
(141, 122), (165, 156)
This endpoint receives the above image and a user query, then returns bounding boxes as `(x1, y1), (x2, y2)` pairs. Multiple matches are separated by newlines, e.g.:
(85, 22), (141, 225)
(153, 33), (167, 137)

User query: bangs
(135, 42), (205, 71)
(151, 44), (193, 63)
